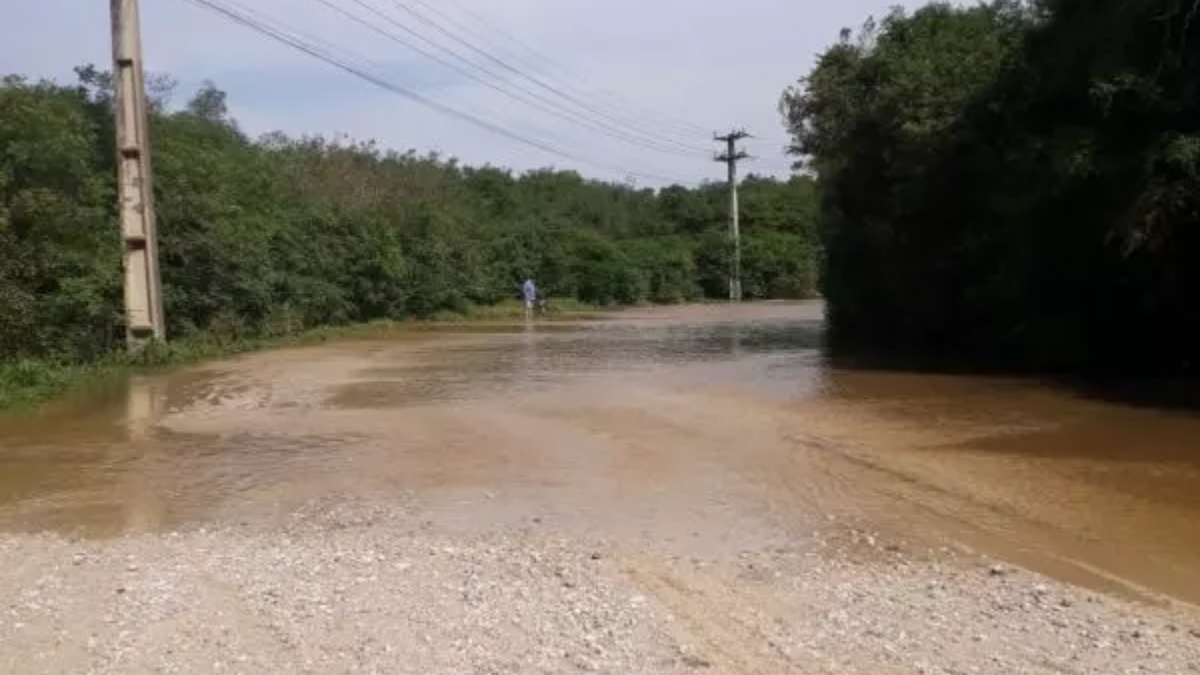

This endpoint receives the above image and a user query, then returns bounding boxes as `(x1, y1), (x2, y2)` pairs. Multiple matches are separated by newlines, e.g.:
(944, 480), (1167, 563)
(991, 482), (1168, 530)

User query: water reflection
(329, 317), (823, 409)
(126, 375), (168, 441)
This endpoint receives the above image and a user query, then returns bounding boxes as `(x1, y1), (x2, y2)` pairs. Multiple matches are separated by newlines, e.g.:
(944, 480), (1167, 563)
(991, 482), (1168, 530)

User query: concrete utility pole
(111, 0), (165, 347)
(715, 129), (750, 302)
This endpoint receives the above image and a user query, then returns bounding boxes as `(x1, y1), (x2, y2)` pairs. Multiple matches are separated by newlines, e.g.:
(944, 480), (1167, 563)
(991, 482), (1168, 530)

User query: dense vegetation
(0, 67), (819, 369)
(783, 0), (1200, 376)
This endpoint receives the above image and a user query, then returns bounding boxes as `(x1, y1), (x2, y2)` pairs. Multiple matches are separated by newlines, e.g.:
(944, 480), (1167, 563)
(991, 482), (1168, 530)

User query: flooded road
(1, 301), (1199, 605)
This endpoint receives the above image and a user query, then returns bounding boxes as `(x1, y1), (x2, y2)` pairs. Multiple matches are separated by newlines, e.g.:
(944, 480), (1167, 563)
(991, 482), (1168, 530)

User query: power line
(744, 136), (795, 148)
(376, 0), (712, 155)
(178, 0), (697, 186)
(433, 0), (716, 139)
(314, 0), (710, 160)
(353, 0), (709, 158)
(395, 0), (712, 147)
(219, 3), (583, 156)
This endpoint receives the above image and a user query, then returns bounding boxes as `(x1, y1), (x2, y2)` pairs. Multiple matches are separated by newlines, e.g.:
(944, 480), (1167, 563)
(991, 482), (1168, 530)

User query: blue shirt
(522, 280), (537, 301)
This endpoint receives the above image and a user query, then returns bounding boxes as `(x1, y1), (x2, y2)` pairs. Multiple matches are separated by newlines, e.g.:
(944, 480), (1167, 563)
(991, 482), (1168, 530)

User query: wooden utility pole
(715, 129), (750, 302)
(111, 0), (165, 346)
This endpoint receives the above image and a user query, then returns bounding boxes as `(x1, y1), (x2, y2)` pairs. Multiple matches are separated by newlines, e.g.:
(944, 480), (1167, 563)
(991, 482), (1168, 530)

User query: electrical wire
(310, 0), (710, 159)
(374, 0), (712, 155)
(419, 2), (796, 150)
(432, 0), (717, 139)
(177, 0), (699, 186)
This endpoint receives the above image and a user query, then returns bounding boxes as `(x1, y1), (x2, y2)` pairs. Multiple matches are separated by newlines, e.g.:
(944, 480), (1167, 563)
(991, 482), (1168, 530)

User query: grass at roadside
(0, 299), (602, 412)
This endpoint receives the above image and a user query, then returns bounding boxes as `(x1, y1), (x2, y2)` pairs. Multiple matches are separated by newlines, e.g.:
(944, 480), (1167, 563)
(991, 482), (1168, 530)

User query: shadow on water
(814, 380), (1200, 467)
(823, 343), (1200, 414)
(1056, 376), (1200, 413)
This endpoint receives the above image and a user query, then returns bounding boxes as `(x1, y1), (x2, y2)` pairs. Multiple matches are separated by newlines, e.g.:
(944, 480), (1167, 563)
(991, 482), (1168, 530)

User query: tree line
(0, 67), (819, 365)
(783, 0), (1199, 376)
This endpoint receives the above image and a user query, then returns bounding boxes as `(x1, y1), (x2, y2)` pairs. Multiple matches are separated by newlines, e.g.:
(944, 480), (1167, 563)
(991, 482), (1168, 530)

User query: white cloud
(3, 0), (923, 186)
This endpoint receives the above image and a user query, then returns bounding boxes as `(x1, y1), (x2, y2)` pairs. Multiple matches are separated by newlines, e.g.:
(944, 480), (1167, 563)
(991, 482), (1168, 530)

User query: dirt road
(2, 302), (1199, 673)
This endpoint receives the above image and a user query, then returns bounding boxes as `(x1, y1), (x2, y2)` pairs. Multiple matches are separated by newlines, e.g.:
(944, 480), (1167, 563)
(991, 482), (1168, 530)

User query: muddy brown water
(1, 301), (1199, 605)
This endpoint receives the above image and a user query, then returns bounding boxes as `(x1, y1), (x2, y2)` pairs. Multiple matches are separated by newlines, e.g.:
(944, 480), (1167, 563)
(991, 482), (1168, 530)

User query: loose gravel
(2, 500), (1199, 675)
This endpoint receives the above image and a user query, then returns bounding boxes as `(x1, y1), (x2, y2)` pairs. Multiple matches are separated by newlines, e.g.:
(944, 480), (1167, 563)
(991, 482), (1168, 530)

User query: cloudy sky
(4, 0), (919, 186)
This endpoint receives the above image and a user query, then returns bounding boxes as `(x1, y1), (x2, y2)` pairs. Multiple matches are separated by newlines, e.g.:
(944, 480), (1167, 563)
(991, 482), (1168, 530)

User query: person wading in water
(522, 278), (538, 320)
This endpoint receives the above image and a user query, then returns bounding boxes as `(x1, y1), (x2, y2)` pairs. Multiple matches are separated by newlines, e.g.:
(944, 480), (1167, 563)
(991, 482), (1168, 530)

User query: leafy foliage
(0, 68), (819, 366)
(783, 0), (1200, 375)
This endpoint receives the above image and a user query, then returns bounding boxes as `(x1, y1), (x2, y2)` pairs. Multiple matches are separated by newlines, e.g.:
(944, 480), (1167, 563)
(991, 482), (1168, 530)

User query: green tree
(783, 0), (1200, 375)
(0, 69), (822, 374)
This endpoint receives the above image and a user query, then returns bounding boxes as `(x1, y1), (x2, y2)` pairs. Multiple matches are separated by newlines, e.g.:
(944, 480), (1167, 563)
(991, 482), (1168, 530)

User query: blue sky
(3, 0), (925, 186)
